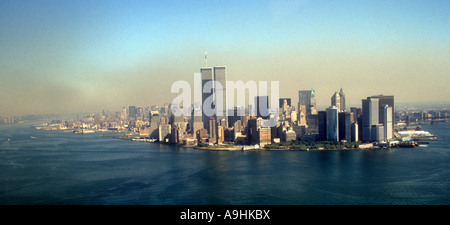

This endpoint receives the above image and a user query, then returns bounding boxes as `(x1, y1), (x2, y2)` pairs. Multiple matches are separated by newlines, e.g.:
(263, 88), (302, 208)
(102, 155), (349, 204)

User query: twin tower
(200, 66), (227, 131)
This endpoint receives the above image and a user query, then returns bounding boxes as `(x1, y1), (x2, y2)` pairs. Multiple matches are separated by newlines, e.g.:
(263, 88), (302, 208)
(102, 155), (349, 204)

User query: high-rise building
(290, 110), (298, 124)
(214, 66), (227, 125)
(339, 112), (352, 142)
(351, 122), (359, 142)
(258, 127), (272, 147)
(298, 89), (317, 116)
(129, 106), (137, 119)
(370, 95), (394, 132)
(247, 117), (261, 145)
(350, 107), (362, 123)
(306, 114), (318, 134)
(383, 105), (393, 140)
(293, 125), (306, 140)
(339, 88), (346, 112)
(158, 124), (171, 143)
(317, 111), (327, 141)
(279, 98), (292, 108)
(209, 116), (217, 143)
(331, 91), (341, 112)
(362, 95), (394, 142)
(191, 104), (203, 136)
(201, 67), (214, 131)
(217, 125), (224, 144)
(362, 97), (379, 142)
(331, 88), (346, 112)
(121, 107), (127, 120)
(326, 106), (339, 141)
(228, 106), (244, 128)
(201, 66), (229, 131)
(371, 124), (385, 142)
(255, 96), (270, 119)
(299, 105), (308, 126)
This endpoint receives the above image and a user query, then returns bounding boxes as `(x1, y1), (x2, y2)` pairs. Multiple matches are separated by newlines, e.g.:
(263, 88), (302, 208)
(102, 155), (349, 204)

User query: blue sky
(0, 0), (449, 115)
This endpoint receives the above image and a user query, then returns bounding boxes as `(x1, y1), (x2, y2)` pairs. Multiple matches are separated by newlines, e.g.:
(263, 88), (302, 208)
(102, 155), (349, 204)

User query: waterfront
(0, 121), (449, 205)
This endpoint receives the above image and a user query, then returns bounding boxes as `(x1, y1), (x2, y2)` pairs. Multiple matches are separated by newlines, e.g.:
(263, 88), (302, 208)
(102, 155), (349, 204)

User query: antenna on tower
(204, 51), (207, 67)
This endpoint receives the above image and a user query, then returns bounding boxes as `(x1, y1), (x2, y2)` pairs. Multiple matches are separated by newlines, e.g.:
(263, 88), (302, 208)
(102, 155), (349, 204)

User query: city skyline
(1, 0), (449, 116)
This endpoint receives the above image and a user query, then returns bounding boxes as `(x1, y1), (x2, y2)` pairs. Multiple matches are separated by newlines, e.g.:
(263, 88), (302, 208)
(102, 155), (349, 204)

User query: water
(0, 122), (449, 205)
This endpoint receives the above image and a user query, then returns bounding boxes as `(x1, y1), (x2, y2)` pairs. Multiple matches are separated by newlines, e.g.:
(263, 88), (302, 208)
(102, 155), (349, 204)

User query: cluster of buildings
(104, 66), (398, 148)
(27, 64), (448, 149)
(1, 116), (17, 124)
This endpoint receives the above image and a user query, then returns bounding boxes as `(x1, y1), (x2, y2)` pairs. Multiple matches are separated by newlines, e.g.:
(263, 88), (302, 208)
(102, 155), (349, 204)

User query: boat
(398, 141), (419, 148)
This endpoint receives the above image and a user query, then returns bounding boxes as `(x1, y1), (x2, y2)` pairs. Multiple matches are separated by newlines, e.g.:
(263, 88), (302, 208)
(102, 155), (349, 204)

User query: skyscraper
(326, 106), (339, 141)
(191, 103), (203, 136)
(213, 66), (227, 126)
(383, 105), (393, 140)
(331, 91), (340, 111)
(317, 111), (327, 141)
(362, 97), (379, 142)
(255, 96), (270, 119)
(371, 95), (394, 134)
(339, 88), (346, 112)
(331, 88), (346, 112)
(129, 106), (137, 119)
(247, 117), (261, 145)
(201, 67), (214, 131)
(228, 106), (244, 128)
(158, 124), (171, 143)
(258, 127), (272, 147)
(298, 89), (317, 115)
(279, 98), (292, 108)
(209, 116), (217, 143)
(201, 66), (228, 131)
(338, 112), (352, 142)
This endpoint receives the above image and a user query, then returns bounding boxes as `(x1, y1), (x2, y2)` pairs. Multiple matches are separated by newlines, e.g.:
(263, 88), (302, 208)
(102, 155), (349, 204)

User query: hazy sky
(1, 0), (449, 116)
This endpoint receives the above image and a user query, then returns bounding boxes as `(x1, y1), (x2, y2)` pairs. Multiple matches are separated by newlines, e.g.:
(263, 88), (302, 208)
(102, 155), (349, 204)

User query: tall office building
(371, 124), (385, 142)
(339, 112), (352, 142)
(351, 122), (359, 142)
(258, 127), (272, 147)
(383, 105), (393, 140)
(362, 97), (379, 142)
(209, 116), (217, 143)
(201, 66), (228, 131)
(129, 106), (137, 119)
(214, 66), (227, 126)
(191, 103), (203, 136)
(158, 124), (171, 143)
(279, 98), (292, 108)
(255, 96), (270, 119)
(350, 107), (362, 123)
(331, 92), (340, 112)
(121, 107), (127, 120)
(326, 106), (339, 141)
(201, 67), (214, 131)
(297, 104), (306, 125)
(339, 88), (346, 112)
(247, 118), (261, 145)
(317, 111), (327, 141)
(371, 95), (394, 135)
(298, 89), (317, 116)
(228, 106), (244, 128)
(331, 88), (346, 112)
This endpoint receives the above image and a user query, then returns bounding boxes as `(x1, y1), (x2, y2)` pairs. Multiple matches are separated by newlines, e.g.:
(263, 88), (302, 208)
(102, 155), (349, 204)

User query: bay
(0, 122), (449, 205)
